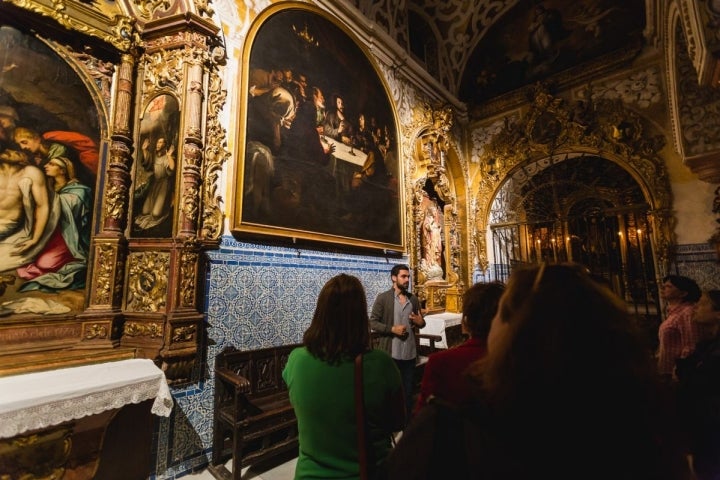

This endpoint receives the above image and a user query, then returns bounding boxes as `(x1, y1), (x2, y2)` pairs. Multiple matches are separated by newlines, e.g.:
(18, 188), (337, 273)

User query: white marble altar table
(0, 358), (173, 439)
(419, 311), (463, 349)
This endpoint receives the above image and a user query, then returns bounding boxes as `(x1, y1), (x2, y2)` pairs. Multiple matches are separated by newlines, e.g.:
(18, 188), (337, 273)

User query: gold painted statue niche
(415, 180), (457, 314)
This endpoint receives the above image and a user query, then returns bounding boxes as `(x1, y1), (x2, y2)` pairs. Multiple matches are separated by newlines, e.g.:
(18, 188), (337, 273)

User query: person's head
(482, 264), (657, 412)
(462, 281), (505, 338)
(303, 274), (370, 364)
(693, 290), (720, 340)
(0, 149), (28, 166)
(44, 156), (75, 181)
(270, 68), (284, 82)
(333, 94), (344, 111)
(13, 127), (42, 154)
(471, 266), (685, 480)
(0, 106), (18, 140)
(155, 137), (166, 153)
(660, 275), (701, 304)
(390, 264), (411, 292)
(312, 86), (324, 108)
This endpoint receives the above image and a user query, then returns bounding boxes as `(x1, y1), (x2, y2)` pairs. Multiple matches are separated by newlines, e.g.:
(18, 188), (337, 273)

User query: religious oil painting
(0, 24), (100, 317)
(232, 5), (404, 251)
(459, 0), (646, 108)
(131, 94), (180, 238)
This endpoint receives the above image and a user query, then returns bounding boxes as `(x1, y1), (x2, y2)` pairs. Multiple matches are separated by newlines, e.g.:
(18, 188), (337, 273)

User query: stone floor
(185, 455), (298, 480)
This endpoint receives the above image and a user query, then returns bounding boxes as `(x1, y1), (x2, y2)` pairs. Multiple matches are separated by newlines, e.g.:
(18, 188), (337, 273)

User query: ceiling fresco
(458, 0), (646, 107)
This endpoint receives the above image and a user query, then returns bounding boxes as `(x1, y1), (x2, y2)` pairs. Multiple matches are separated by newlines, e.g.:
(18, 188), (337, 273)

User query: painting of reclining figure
(233, 5), (404, 251)
(0, 24), (100, 316)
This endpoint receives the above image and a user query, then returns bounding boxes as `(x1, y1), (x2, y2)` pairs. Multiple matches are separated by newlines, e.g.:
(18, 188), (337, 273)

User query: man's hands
(391, 325), (407, 337)
(409, 311), (423, 327)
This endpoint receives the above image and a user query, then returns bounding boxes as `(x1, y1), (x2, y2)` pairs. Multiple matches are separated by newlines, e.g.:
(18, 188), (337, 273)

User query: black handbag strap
(355, 353), (368, 480)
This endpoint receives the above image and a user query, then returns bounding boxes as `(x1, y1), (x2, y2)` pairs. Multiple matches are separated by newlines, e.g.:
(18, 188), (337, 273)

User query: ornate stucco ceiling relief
(574, 66), (663, 110)
(674, 23), (720, 156)
(356, 0), (409, 48)
(675, 0), (720, 86)
(407, 0), (516, 92)
(472, 84), (674, 272)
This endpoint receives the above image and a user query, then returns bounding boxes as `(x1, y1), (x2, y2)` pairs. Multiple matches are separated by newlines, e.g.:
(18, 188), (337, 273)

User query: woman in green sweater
(283, 274), (405, 479)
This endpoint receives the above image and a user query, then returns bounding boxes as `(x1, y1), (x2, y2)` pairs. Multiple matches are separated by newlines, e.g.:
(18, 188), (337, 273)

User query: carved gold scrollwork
(180, 250), (199, 308)
(126, 252), (169, 312)
(134, 0), (172, 20)
(0, 426), (72, 480)
(5, 0), (139, 51)
(84, 323), (108, 339)
(171, 325), (196, 343)
(474, 84), (673, 273)
(94, 244), (115, 305)
(124, 321), (164, 338)
(201, 69), (230, 241)
(142, 49), (184, 99)
(103, 181), (127, 223)
(412, 104), (461, 288)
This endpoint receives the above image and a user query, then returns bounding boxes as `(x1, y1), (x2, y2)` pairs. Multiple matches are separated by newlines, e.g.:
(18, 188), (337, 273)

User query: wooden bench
(208, 344), (301, 480)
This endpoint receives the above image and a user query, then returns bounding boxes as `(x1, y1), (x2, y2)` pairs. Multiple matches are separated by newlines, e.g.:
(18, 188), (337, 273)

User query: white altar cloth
(0, 358), (173, 439)
(420, 312), (463, 349)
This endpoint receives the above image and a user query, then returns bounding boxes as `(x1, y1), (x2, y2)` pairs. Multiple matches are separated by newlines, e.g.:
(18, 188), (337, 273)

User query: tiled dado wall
(152, 236), (406, 479)
(670, 243), (720, 290)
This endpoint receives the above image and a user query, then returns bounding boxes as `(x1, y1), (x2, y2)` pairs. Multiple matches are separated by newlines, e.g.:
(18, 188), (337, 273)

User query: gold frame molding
(229, 2), (406, 252)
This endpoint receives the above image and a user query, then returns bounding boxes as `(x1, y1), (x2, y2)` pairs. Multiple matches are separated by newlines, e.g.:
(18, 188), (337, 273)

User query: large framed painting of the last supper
(231, 4), (404, 251)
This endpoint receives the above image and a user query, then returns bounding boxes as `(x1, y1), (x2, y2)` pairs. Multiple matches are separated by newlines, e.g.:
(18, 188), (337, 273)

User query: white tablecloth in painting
(320, 135), (367, 166)
(0, 358), (173, 439)
(419, 312), (463, 349)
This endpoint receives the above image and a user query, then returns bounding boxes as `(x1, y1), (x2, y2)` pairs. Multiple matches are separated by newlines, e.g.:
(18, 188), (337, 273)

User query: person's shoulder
(374, 288), (393, 301)
(287, 345), (309, 361)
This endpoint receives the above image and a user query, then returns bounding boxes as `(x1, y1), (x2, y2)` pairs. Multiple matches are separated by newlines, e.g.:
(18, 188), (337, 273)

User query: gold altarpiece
(0, 0), (229, 384)
(472, 84), (675, 278)
(409, 105), (463, 314)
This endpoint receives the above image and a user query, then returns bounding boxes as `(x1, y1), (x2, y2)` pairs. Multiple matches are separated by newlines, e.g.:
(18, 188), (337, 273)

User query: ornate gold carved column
(120, 18), (227, 384)
(78, 52), (137, 349)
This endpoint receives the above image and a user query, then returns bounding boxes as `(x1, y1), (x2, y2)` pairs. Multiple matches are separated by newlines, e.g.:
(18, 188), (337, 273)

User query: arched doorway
(488, 153), (660, 323)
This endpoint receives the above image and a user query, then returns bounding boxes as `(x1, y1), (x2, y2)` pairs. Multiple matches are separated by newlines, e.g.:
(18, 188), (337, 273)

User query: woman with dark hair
(414, 281), (505, 414)
(676, 290), (720, 480)
(283, 274), (404, 479)
(382, 264), (690, 479)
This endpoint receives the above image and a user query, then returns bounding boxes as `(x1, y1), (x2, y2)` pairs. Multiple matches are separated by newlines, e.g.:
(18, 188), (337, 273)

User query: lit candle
(618, 231), (627, 266)
(551, 237), (557, 262)
(565, 236), (571, 261)
(536, 238), (541, 261)
(637, 229), (645, 263)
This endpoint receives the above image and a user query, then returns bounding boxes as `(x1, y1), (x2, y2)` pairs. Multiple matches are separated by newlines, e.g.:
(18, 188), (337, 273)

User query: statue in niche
(419, 192), (444, 282)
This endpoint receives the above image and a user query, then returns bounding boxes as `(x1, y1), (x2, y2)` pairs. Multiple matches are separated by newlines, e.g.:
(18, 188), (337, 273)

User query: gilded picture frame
(231, 3), (404, 251)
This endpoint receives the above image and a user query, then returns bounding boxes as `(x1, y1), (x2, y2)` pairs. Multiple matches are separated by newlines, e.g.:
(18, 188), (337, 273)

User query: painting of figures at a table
(0, 25), (99, 317)
(234, 6), (403, 250)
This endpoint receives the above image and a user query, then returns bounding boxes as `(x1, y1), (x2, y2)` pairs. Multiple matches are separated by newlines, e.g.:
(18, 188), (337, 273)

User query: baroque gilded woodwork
(0, 425), (72, 480)
(409, 103), (464, 310)
(473, 83), (674, 274)
(2, 0), (140, 52)
(126, 252), (170, 312)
